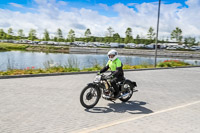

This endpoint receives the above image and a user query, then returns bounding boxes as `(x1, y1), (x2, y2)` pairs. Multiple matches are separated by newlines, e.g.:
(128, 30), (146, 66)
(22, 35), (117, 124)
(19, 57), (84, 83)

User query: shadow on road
(85, 101), (153, 114)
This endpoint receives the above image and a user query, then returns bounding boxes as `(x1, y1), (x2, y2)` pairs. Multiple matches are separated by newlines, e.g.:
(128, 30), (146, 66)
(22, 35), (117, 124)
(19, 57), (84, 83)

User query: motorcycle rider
(98, 49), (124, 99)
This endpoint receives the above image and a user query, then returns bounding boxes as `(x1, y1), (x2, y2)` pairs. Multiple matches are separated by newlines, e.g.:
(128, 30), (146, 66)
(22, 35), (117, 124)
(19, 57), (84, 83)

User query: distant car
(54, 42), (59, 45)
(95, 43), (105, 47)
(119, 44), (125, 48)
(127, 43), (136, 48)
(59, 42), (68, 45)
(146, 44), (154, 49)
(135, 44), (146, 48)
(47, 41), (55, 45)
(166, 46), (177, 50)
(39, 41), (48, 45)
(13, 40), (20, 44)
(110, 43), (119, 48)
(190, 46), (200, 50)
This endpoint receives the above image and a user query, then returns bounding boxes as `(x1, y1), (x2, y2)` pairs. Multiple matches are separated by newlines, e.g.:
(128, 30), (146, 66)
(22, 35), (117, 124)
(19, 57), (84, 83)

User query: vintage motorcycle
(80, 74), (137, 109)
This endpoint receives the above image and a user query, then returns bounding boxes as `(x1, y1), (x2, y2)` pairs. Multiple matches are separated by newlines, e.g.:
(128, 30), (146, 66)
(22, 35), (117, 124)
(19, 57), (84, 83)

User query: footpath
(0, 67), (200, 133)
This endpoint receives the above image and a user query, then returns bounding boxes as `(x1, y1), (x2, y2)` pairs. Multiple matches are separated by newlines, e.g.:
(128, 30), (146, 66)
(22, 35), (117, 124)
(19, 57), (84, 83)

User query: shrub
(157, 60), (190, 67)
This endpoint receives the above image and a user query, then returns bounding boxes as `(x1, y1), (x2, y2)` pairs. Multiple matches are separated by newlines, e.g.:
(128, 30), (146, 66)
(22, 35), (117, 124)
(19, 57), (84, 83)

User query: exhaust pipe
(102, 95), (112, 100)
(119, 89), (138, 98)
(119, 93), (130, 98)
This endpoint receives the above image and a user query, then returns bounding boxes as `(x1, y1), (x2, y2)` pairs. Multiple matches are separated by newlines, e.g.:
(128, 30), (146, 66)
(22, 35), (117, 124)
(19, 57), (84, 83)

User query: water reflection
(0, 51), (200, 71)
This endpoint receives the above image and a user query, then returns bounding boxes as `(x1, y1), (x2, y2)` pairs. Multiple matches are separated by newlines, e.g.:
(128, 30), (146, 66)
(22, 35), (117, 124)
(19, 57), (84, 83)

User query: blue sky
(0, 0), (187, 5)
(0, 0), (199, 40)
(0, 0), (187, 11)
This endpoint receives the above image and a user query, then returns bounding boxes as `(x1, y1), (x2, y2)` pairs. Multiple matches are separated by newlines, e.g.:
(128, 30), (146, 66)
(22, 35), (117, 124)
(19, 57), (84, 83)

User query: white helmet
(107, 49), (118, 61)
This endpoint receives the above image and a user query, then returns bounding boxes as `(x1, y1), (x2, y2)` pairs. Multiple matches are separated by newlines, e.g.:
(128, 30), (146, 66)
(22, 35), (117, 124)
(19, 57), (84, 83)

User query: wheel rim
(121, 84), (132, 99)
(83, 87), (98, 106)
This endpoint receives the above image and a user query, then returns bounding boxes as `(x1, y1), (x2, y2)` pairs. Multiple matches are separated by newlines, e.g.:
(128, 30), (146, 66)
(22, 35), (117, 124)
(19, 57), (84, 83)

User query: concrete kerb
(0, 65), (200, 79)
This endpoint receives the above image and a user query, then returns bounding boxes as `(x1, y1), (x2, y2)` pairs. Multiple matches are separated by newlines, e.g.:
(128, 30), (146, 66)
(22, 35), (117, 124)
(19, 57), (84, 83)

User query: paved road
(0, 67), (200, 133)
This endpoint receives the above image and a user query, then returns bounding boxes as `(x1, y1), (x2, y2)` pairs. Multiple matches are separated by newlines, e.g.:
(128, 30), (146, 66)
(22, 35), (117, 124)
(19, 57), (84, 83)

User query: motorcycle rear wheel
(80, 84), (100, 109)
(119, 81), (134, 102)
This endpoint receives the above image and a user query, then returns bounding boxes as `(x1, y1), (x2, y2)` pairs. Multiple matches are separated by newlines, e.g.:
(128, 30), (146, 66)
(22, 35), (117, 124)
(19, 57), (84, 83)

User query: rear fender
(124, 79), (137, 87)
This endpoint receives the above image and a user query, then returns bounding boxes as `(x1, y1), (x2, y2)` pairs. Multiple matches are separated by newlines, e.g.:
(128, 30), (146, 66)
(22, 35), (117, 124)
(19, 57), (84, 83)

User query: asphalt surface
(0, 67), (200, 133)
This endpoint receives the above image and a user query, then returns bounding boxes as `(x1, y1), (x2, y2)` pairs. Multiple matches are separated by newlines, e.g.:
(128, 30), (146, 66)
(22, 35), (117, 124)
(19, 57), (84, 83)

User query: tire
(119, 81), (134, 102)
(80, 84), (100, 109)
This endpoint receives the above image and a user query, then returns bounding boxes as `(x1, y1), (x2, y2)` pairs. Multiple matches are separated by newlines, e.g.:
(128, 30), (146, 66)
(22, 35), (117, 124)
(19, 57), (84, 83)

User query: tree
(134, 34), (140, 44)
(53, 37), (58, 42)
(43, 29), (50, 41)
(28, 29), (37, 41)
(84, 28), (91, 42)
(68, 29), (75, 42)
(113, 33), (121, 43)
(125, 27), (133, 44)
(136, 34), (140, 39)
(90, 36), (96, 42)
(0, 29), (6, 39)
(84, 28), (91, 37)
(125, 27), (132, 37)
(17, 29), (25, 39)
(7, 28), (14, 40)
(107, 26), (114, 37)
(184, 37), (196, 46)
(106, 26), (114, 43)
(171, 27), (183, 43)
(56, 28), (63, 42)
(147, 27), (156, 40)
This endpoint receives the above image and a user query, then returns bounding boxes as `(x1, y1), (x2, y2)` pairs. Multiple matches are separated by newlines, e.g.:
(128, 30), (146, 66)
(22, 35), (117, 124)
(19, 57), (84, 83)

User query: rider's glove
(97, 72), (101, 75)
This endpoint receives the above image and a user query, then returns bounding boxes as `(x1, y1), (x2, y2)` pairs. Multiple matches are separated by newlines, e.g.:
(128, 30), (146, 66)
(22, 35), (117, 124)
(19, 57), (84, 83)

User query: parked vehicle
(47, 41), (55, 45)
(118, 43), (125, 48)
(39, 41), (48, 45)
(146, 44), (154, 49)
(166, 46), (177, 50)
(127, 43), (136, 48)
(190, 46), (200, 50)
(110, 43), (119, 48)
(95, 42), (106, 47)
(74, 41), (85, 46)
(136, 44), (146, 48)
(80, 74), (137, 109)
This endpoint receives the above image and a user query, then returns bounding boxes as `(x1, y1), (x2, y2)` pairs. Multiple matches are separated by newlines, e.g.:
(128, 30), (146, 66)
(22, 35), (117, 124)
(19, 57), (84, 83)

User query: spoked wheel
(80, 85), (100, 109)
(119, 81), (133, 102)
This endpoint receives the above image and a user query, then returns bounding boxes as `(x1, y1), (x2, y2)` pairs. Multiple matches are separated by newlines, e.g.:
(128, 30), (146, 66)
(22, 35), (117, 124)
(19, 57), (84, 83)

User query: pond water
(0, 51), (200, 71)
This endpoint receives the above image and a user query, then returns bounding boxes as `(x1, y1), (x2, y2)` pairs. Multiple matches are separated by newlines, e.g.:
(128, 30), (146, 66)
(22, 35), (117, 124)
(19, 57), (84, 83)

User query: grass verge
(0, 43), (69, 52)
(0, 60), (191, 76)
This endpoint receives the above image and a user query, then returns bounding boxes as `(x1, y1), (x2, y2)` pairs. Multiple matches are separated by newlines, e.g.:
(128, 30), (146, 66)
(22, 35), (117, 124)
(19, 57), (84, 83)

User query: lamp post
(154, 0), (161, 67)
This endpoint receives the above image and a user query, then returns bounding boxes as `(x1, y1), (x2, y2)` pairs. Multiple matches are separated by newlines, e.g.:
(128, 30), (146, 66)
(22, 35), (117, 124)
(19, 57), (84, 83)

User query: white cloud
(9, 3), (24, 8)
(127, 3), (136, 7)
(98, 3), (109, 11)
(0, 0), (199, 40)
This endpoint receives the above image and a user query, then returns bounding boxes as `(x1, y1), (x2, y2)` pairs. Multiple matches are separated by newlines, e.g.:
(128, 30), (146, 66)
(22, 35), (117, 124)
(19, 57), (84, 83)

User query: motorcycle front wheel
(80, 84), (100, 109)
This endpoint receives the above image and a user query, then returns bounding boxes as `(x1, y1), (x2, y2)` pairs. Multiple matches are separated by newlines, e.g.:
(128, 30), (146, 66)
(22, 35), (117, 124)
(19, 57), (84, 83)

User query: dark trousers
(110, 77), (123, 97)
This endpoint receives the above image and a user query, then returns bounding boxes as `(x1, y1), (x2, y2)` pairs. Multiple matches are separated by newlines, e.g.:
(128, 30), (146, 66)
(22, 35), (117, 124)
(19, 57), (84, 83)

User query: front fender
(87, 83), (102, 96)
(87, 83), (99, 88)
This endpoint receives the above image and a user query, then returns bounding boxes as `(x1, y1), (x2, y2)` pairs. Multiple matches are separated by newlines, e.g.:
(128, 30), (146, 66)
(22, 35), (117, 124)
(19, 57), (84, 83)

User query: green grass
(0, 42), (69, 52)
(0, 46), (9, 51)
(0, 43), (29, 50)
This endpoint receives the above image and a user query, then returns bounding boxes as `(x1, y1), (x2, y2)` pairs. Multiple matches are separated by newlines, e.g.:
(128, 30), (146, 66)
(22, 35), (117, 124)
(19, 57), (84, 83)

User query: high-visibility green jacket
(100, 58), (124, 79)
